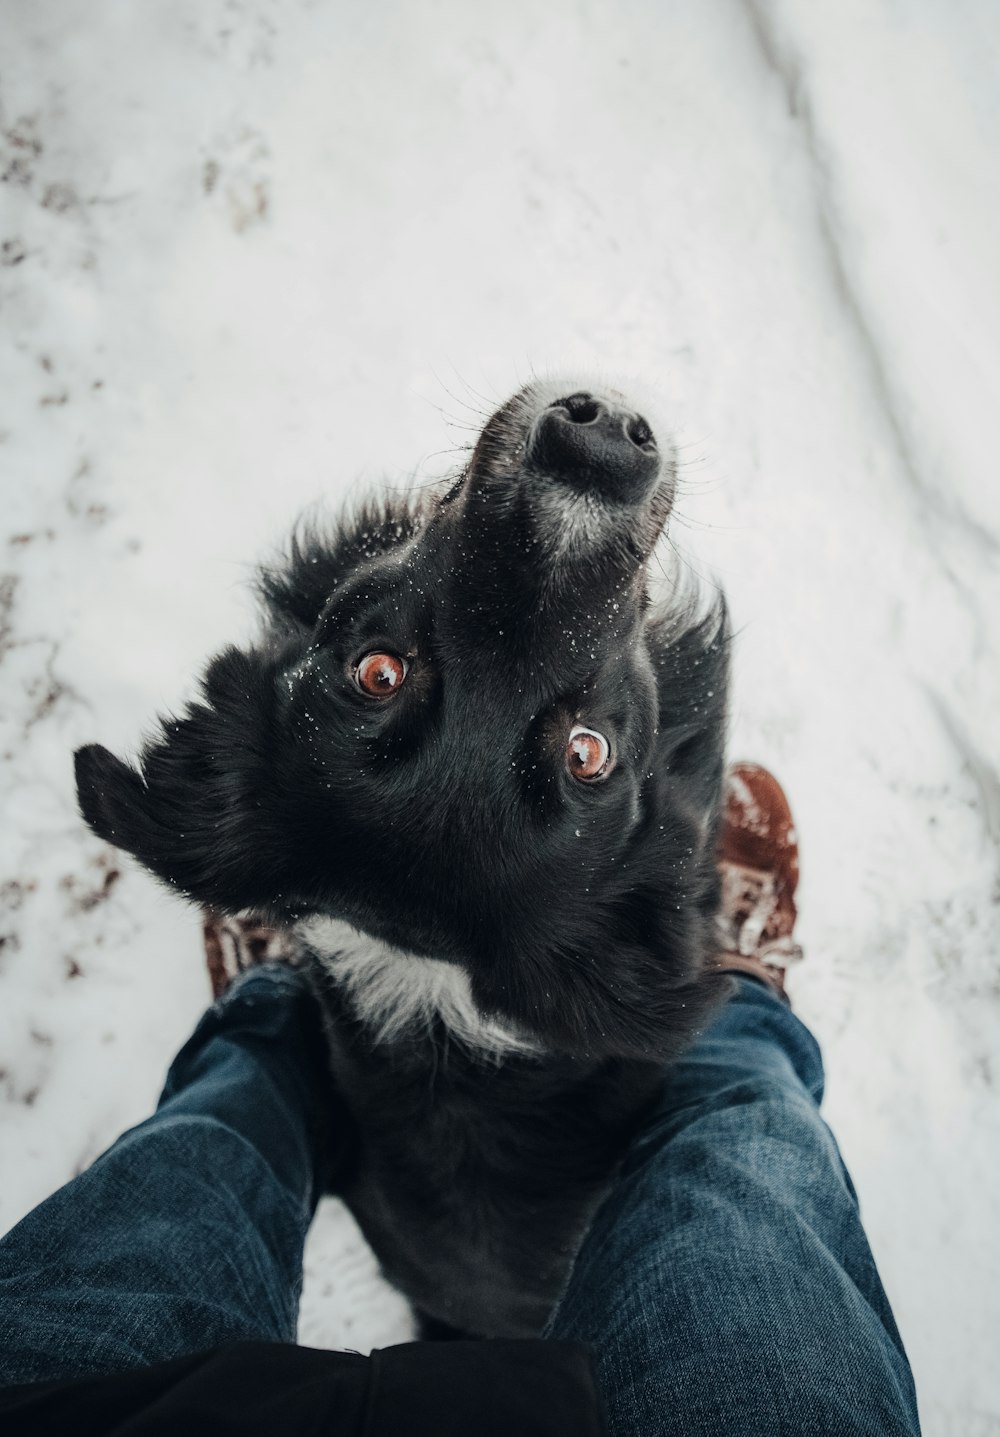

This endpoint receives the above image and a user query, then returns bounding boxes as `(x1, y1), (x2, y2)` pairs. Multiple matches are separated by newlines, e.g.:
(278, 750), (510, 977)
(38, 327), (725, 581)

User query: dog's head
(76, 381), (729, 1058)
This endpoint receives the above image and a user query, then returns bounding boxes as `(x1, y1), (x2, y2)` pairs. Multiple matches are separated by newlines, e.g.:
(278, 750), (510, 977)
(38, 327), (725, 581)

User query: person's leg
(0, 963), (343, 1386)
(547, 975), (921, 1436)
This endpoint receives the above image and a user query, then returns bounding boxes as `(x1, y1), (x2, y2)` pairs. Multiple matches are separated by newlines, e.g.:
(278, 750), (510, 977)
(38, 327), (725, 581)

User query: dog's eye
(354, 651), (409, 698)
(566, 726), (611, 783)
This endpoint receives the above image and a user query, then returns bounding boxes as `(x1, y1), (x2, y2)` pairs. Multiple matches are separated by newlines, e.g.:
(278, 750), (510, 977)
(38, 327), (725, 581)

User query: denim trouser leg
(0, 965), (332, 1385)
(0, 965), (921, 1434)
(548, 976), (921, 1436)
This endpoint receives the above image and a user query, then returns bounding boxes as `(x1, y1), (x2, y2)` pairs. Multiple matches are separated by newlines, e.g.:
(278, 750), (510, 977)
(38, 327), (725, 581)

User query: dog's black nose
(528, 392), (660, 503)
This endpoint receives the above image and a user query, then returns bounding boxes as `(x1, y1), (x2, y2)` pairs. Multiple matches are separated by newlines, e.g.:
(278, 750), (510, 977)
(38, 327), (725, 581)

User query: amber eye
(354, 651), (409, 698)
(566, 725), (612, 782)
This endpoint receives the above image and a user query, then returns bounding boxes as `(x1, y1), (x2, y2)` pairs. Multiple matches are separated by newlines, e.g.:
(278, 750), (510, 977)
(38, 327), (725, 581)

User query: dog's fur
(75, 379), (730, 1338)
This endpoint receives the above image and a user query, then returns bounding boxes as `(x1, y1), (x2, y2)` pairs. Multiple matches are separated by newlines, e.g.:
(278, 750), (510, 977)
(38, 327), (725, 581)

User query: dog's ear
(474, 855), (726, 1062)
(74, 646), (287, 913)
(487, 940), (726, 1063)
(75, 742), (153, 848)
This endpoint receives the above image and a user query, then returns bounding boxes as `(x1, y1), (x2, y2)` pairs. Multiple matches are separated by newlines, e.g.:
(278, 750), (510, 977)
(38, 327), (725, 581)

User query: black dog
(75, 380), (730, 1338)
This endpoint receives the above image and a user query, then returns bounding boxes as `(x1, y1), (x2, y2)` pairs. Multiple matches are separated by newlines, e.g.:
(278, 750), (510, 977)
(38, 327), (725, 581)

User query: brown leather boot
(203, 911), (299, 999)
(713, 762), (804, 1002)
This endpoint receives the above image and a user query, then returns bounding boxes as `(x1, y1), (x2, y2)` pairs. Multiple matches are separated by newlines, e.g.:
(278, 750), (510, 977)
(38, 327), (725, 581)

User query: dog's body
(306, 922), (672, 1336)
(75, 380), (730, 1337)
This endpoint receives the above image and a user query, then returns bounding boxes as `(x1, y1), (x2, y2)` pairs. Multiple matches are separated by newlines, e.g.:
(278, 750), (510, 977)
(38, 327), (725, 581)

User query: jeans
(0, 966), (920, 1435)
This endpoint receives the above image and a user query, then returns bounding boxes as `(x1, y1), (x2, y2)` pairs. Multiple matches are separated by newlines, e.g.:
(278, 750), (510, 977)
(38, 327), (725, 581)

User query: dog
(74, 379), (730, 1339)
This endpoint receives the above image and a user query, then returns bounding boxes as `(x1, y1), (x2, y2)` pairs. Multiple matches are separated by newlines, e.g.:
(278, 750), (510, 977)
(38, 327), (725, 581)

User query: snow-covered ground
(2, 2), (998, 1429)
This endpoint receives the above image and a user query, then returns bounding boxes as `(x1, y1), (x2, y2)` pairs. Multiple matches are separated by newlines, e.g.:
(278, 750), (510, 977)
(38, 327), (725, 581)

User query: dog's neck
(295, 915), (540, 1062)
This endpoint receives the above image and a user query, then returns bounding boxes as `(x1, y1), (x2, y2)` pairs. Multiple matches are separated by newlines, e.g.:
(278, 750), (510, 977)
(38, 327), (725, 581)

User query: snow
(2, 2), (999, 1429)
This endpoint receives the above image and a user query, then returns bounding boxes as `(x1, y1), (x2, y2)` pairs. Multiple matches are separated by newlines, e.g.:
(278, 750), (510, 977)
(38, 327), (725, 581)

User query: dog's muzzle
(527, 391), (661, 505)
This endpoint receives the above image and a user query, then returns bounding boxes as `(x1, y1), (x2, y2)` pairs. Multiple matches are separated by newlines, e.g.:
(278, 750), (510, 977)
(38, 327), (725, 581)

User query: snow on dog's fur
(75, 378), (730, 1337)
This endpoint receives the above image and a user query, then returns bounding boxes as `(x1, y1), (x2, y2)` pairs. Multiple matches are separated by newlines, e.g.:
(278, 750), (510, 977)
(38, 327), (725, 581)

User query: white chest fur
(295, 916), (539, 1061)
